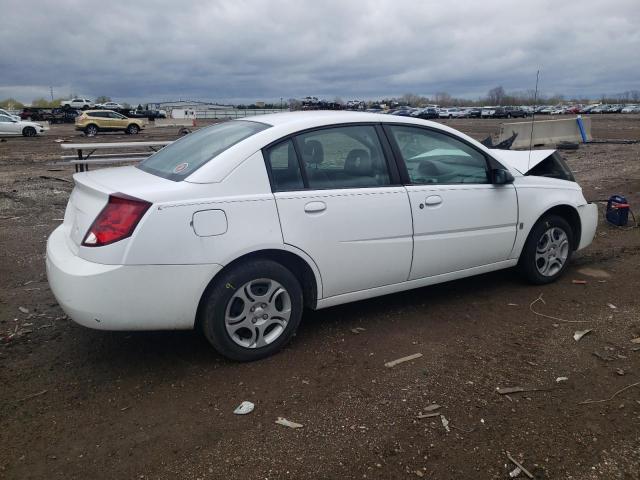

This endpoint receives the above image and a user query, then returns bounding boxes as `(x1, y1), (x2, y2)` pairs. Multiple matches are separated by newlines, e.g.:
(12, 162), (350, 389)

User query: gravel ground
(0, 115), (639, 480)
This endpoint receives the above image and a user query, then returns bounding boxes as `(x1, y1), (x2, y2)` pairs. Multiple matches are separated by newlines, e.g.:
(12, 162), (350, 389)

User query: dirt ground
(1, 115), (639, 480)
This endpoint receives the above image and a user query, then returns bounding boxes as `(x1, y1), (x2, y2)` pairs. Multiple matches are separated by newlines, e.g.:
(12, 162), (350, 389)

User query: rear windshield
(138, 120), (270, 181)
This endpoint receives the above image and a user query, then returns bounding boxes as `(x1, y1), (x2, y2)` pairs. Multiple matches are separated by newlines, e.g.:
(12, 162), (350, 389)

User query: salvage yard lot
(1, 115), (639, 479)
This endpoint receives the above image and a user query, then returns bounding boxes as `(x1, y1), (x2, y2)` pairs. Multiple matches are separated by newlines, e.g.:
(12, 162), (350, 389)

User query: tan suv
(75, 110), (145, 136)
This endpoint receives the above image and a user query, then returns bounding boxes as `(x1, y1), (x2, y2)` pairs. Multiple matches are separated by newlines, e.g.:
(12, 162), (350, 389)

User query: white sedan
(0, 114), (47, 136)
(96, 102), (124, 110)
(46, 112), (598, 361)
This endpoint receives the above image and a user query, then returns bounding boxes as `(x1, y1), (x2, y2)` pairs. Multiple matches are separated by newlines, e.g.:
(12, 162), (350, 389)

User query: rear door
(384, 124), (518, 280)
(266, 124), (413, 298)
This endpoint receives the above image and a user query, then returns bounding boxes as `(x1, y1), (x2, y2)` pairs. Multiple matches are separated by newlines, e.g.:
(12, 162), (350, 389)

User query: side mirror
(491, 168), (514, 184)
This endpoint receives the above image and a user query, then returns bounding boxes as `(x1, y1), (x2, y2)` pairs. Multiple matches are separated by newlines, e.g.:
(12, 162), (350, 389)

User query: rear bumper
(46, 225), (222, 331)
(577, 203), (598, 250)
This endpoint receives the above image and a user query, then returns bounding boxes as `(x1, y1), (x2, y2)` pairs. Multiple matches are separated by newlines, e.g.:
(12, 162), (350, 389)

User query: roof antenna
(528, 69), (540, 172)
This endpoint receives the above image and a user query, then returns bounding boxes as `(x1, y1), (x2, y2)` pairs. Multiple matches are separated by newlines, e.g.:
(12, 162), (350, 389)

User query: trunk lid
(63, 166), (180, 252)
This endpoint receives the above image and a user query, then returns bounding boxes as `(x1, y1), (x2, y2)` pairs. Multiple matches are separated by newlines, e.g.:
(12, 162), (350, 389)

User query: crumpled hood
(489, 149), (556, 175)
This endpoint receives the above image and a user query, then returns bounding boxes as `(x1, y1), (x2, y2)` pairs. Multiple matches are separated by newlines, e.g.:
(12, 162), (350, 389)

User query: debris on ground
(423, 404), (441, 412)
(574, 329), (593, 342)
(529, 294), (587, 323)
(496, 386), (525, 395)
(440, 415), (450, 433)
(350, 327), (366, 334)
(417, 412), (440, 419)
(615, 369), (625, 376)
(275, 417), (303, 429)
(556, 377), (569, 383)
(18, 307), (29, 314)
(630, 337), (640, 344)
(577, 267), (611, 279)
(233, 401), (254, 415)
(506, 452), (534, 479)
(384, 353), (423, 368)
(17, 389), (48, 402)
(579, 382), (640, 405)
(572, 279), (588, 285)
(607, 303), (617, 310)
(509, 466), (522, 478)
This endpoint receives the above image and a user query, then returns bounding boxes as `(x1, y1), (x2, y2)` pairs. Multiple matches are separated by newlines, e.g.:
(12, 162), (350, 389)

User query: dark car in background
(20, 108), (80, 123)
(503, 106), (527, 118)
(466, 108), (482, 118)
(413, 107), (439, 119)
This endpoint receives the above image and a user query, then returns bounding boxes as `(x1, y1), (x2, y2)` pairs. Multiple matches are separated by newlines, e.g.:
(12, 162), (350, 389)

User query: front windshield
(138, 120), (270, 181)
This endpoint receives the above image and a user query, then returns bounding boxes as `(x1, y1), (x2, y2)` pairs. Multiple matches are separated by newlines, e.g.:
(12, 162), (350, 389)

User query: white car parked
(46, 112), (597, 361)
(96, 102), (124, 110)
(61, 98), (95, 110)
(0, 114), (47, 136)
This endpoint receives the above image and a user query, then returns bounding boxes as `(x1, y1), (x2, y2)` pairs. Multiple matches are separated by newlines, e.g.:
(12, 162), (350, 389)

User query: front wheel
(22, 126), (36, 137)
(200, 259), (303, 361)
(518, 215), (574, 284)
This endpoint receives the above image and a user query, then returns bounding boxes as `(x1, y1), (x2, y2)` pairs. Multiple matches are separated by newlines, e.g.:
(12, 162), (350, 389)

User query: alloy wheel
(224, 278), (292, 349)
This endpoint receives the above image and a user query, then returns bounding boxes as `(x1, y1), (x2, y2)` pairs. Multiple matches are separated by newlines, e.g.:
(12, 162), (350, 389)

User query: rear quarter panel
(124, 151), (284, 265)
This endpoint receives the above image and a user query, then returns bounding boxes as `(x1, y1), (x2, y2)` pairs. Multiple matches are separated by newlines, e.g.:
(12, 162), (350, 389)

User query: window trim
(382, 123), (503, 186)
(261, 122), (402, 193)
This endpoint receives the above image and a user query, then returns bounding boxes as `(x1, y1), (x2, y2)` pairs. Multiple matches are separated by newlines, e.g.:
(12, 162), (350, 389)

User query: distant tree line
(2, 88), (639, 112)
(377, 87), (640, 108)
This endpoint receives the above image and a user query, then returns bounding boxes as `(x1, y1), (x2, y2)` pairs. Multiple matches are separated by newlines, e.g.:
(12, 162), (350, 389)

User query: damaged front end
(489, 149), (575, 182)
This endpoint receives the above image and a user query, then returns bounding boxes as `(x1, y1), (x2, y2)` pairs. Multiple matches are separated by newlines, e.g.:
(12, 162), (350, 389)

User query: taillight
(82, 193), (151, 247)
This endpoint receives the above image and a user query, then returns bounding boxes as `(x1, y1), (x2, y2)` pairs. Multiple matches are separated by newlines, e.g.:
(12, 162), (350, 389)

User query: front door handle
(304, 201), (326, 213)
(424, 195), (443, 206)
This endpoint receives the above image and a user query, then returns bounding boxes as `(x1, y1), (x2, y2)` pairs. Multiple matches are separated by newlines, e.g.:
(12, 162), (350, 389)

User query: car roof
(186, 111), (502, 184)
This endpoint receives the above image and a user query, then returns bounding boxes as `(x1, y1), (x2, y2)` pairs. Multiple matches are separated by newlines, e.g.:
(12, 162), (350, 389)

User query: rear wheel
(126, 124), (139, 135)
(85, 124), (98, 136)
(518, 214), (573, 284)
(22, 127), (36, 137)
(200, 259), (303, 361)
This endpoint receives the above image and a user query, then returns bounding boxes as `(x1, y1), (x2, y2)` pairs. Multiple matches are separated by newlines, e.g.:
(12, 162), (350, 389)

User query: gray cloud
(1, 0), (638, 104)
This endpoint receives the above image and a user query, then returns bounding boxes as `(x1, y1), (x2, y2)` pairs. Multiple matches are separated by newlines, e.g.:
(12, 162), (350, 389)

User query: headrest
(418, 159), (440, 177)
(302, 140), (324, 165)
(344, 149), (372, 174)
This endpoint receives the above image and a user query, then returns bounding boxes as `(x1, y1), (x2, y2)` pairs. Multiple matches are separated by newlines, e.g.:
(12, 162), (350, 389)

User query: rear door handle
(424, 195), (443, 206)
(304, 201), (326, 213)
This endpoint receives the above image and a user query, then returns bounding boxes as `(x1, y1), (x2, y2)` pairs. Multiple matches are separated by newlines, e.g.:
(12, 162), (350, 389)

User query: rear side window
(138, 120), (270, 181)
(294, 125), (391, 189)
(264, 140), (304, 191)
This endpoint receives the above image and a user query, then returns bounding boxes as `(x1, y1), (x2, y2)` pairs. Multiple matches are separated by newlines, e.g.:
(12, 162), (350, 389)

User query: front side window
(294, 125), (390, 189)
(387, 126), (489, 184)
(138, 120), (270, 181)
(0, 115), (13, 123)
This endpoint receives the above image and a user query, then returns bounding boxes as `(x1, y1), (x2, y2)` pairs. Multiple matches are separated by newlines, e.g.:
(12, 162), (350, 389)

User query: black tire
(507, 113), (512, 118)
(126, 124), (139, 135)
(22, 127), (36, 137)
(518, 214), (574, 284)
(200, 259), (304, 361)
(85, 124), (98, 136)
(82, 105), (89, 110)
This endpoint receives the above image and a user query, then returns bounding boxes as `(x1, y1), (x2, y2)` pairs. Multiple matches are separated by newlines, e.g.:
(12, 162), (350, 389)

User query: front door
(266, 125), (413, 298)
(384, 124), (518, 280)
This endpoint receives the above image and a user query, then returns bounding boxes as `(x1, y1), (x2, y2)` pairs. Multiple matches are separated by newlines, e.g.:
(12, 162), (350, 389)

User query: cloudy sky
(1, 0), (638, 105)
